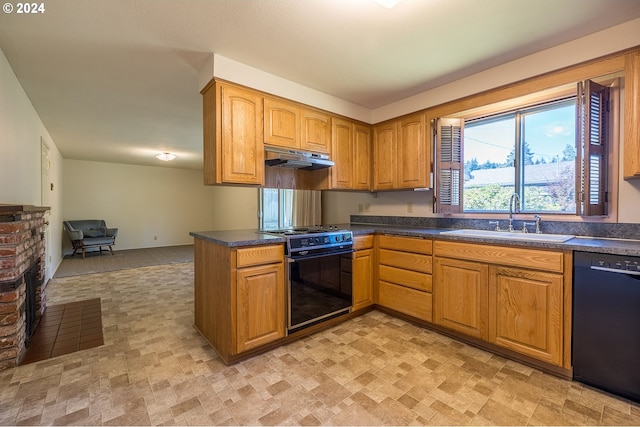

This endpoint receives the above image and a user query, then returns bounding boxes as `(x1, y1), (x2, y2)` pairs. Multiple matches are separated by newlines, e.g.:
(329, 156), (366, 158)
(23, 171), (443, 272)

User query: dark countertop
(190, 224), (640, 257)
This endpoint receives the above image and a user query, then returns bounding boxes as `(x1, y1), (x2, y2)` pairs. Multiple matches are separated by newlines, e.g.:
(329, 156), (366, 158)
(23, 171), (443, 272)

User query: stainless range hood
(265, 145), (334, 171)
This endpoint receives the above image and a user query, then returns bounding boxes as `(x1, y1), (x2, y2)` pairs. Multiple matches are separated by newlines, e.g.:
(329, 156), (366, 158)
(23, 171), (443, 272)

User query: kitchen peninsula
(190, 220), (640, 377)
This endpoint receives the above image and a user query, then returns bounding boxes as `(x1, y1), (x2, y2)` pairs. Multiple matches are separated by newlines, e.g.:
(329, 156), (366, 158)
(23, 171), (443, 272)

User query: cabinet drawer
(379, 249), (432, 273)
(378, 281), (432, 322)
(434, 240), (564, 273)
(379, 235), (432, 255)
(236, 245), (283, 268)
(354, 235), (374, 250)
(379, 265), (432, 292)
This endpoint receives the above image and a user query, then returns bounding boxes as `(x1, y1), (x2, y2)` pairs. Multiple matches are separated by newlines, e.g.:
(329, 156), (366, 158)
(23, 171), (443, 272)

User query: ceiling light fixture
(155, 152), (176, 161)
(373, 0), (402, 8)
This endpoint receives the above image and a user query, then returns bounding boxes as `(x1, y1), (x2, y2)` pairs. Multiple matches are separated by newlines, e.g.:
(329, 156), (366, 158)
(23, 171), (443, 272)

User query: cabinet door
(221, 85), (264, 185)
(353, 248), (373, 311)
(236, 262), (285, 352)
(301, 108), (331, 154)
(373, 122), (397, 190)
(489, 266), (563, 365)
(331, 118), (354, 189)
(353, 124), (372, 190)
(433, 257), (488, 340)
(397, 112), (428, 188)
(624, 51), (640, 178)
(264, 97), (300, 149)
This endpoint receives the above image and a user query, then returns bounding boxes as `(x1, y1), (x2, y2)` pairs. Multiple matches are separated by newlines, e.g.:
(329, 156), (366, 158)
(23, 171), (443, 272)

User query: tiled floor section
(1, 262), (639, 425)
(21, 299), (104, 365)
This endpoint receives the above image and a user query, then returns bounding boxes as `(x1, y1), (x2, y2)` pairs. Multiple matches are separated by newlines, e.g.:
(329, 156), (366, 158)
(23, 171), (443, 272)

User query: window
(435, 79), (611, 217)
(259, 189), (322, 230)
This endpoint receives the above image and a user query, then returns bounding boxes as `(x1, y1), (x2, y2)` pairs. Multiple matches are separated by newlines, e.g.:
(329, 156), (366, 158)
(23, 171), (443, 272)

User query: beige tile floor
(1, 262), (639, 426)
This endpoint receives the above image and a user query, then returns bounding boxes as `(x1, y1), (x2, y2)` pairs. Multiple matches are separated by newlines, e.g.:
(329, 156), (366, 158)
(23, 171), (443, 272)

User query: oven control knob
(336, 235), (343, 242)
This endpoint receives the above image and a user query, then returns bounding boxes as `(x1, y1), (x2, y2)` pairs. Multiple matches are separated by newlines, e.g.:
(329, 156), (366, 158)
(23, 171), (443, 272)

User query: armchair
(63, 220), (118, 259)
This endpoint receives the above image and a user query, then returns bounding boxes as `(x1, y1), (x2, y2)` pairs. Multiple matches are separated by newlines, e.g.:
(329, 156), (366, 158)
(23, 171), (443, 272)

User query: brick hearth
(0, 204), (48, 370)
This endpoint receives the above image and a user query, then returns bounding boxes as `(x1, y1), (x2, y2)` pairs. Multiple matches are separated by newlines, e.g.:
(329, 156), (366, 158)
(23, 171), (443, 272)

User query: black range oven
(267, 228), (354, 334)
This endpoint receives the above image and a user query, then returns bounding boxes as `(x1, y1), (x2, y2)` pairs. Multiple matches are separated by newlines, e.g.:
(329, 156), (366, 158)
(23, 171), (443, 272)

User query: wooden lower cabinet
(353, 248), (373, 311)
(488, 266), (563, 366)
(236, 262), (285, 352)
(376, 235), (433, 322)
(433, 240), (569, 368)
(194, 239), (285, 362)
(433, 257), (488, 340)
(378, 281), (432, 321)
(352, 235), (374, 311)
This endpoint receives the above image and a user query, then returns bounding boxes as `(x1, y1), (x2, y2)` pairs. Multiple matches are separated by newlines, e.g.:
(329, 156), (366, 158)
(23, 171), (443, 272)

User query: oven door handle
(287, 249), (355, 262)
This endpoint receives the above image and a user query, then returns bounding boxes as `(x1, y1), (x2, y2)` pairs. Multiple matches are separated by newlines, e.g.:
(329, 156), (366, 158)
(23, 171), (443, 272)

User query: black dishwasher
(573, 251), (640, 403)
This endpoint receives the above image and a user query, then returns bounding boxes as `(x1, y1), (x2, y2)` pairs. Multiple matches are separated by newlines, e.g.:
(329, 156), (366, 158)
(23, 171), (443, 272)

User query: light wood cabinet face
(624, 51), (640, 178)
(433, 257), (489, 340)
(331, 118), (354, 189)
(373, 113), (429, 191)
(488, 266), (563, 365)
(353, 248), (373, 311)
(331, 119), (372, 191)
(301, 108), (331, 154)
(397, 113), (428, 189)
(353, 124), (372, 190)
(376, 235), (434, 321)
(236, 262), (285, 352)
(373, 122), (397, 190)
(264, 97), (300, 149)
(378, 281), (432, 322)
(433, 240), (569, 367)
(220, 85), (264, 185)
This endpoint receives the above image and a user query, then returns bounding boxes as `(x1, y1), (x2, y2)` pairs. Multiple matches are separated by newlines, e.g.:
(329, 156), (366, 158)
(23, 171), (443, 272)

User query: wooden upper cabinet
(331, 118), (354, 189)
(624, 51), (640, 179)
(373, 121), (397, 190)
(397, 112), (428, 189)
(331, 119), (372, 190)
(353, 124), (372, 190)
(264, 96), (300, 149)
(202, 81), (264, 185)
(373, 112), (429, 191)
(301, 108), (331, 154)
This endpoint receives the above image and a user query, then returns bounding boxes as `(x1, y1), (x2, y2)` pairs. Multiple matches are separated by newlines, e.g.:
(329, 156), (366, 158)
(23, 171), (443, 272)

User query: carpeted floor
(53, 244), (194, 278)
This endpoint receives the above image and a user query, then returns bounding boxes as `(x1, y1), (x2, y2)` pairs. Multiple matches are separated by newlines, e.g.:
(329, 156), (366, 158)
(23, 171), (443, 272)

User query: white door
(40, 138), (52, 281)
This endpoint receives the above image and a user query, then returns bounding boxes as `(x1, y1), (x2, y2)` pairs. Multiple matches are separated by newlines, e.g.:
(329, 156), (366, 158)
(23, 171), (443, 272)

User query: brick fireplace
(0, 205), (48, 370)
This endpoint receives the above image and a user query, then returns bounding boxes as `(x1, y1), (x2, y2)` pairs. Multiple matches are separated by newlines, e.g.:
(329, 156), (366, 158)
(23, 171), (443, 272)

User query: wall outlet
(358, 204), (363, 212)
(153, 235), (157, 240)
(363, 203), (370, 212)
(407, 203), (414, 213)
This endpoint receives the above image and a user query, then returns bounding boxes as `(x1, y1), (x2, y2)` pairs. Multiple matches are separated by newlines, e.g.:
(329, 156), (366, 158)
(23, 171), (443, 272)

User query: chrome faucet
(508, 193), (520, 232)
(533, 214), (542, 234)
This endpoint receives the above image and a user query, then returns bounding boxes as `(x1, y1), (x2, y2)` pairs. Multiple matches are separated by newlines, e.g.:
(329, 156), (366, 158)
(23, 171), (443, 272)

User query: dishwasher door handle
(590, 266), (640, 276)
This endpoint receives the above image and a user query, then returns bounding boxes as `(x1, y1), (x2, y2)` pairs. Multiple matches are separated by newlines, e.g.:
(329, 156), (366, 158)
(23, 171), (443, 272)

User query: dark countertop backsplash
(350, 215), (640, 241)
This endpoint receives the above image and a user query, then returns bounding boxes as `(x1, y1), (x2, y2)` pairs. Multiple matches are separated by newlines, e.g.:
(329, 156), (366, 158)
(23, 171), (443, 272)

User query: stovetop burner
(259, 226), (353, 256)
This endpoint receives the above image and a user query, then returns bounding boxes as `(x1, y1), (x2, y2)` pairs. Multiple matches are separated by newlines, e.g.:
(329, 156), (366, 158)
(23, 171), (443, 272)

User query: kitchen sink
(440, 229), (575, 243)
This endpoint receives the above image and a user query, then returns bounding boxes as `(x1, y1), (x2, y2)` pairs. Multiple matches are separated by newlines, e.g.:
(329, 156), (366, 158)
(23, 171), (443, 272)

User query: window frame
(461, 96), (579, 215)
(431, 73), (620, 222)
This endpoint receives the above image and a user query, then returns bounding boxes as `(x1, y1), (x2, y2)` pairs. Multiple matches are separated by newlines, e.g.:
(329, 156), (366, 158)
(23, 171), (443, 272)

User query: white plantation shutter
(577, 80), (609, 216)
(435, 118), (464, 213)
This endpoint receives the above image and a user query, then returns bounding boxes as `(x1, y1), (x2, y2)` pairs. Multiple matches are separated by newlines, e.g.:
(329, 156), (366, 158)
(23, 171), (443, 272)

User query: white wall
(62, 159), (260, 252)
(324, 18), (640, 225)
(0, 48), (64, 280)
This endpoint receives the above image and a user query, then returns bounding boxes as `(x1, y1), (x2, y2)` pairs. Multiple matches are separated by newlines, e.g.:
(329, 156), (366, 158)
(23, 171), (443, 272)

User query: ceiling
(2, 0), (640, 170)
